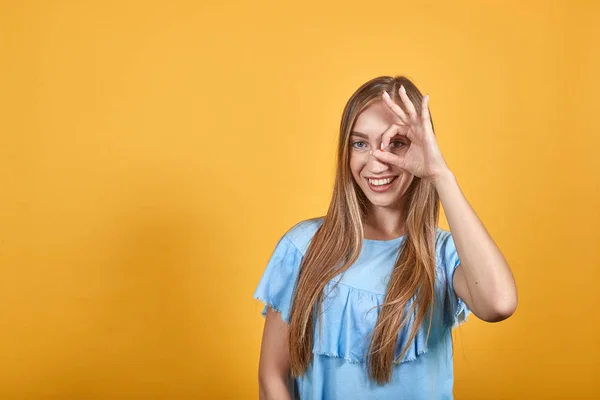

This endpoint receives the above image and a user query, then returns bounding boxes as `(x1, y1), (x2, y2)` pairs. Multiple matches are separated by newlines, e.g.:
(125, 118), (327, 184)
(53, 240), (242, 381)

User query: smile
(368, 177), (394, 186)
(366, 176), (397, 192)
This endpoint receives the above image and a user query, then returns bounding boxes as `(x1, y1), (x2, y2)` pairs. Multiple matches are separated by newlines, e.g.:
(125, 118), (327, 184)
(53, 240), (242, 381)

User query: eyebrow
(350, 130), (405, 140)
(350, 131), (369, 139)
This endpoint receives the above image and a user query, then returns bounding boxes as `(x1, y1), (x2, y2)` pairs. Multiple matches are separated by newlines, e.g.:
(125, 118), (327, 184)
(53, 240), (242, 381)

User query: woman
(253, 75), (518, 399)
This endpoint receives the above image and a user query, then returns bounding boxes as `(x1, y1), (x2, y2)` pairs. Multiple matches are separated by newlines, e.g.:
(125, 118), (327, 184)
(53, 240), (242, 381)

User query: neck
(363, 204), (406, 240)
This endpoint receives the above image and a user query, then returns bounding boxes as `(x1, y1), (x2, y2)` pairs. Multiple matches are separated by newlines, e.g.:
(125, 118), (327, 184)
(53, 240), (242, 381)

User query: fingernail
(383, 90), (390, 99)
(425, 94), (429, 102)
(369, 150), (373, 155)
(400, 85), (406, 93)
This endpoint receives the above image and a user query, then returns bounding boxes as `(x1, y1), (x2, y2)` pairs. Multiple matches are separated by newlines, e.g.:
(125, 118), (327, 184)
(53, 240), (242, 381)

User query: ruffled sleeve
(253, 235), (303, 324)
(440, 231), (471, 328)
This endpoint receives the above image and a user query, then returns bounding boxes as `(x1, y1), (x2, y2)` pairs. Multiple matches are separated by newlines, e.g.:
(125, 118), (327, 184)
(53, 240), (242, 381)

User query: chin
(365, 197), (400, 208)
(361, 189), (403, 207)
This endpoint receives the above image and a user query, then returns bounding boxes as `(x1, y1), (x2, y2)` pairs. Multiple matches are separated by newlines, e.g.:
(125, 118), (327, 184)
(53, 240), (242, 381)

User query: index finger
(379, 123), (410, 151)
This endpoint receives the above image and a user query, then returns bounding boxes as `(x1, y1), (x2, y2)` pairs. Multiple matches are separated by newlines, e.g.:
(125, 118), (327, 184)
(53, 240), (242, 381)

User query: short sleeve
(253, 235), (303, 324)
(441, 232), (471, 328)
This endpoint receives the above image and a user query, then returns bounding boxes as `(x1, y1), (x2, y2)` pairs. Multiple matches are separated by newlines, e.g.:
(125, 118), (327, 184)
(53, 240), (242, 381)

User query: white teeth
(368, 177), (394, 186)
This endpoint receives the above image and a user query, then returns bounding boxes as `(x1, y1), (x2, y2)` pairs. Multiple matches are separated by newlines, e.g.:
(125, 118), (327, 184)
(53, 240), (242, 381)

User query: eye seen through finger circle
(389, 139), (410, 151)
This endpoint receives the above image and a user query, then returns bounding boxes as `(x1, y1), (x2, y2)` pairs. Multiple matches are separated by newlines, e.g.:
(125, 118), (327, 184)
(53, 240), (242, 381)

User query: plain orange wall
(1, 0), (598, 399)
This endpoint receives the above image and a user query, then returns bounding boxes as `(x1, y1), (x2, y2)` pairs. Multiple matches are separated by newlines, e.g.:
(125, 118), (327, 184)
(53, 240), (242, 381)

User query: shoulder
(280, 216), (325, 255)
(434, 227), (460, 275)
(435, 226), (452, 247)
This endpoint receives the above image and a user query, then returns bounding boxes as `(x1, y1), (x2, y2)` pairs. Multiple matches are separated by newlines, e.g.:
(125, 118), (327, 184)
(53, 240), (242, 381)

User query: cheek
(399, 174), (415, 189)
(349, 156), (364, 178)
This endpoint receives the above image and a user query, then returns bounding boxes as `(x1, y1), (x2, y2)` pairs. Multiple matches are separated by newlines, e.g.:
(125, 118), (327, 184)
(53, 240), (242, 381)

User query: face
(349, 99), (415, 209)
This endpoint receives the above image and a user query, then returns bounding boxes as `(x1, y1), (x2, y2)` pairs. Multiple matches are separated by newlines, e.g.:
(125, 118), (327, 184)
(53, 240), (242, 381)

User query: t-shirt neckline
(363, 234), (407, 246)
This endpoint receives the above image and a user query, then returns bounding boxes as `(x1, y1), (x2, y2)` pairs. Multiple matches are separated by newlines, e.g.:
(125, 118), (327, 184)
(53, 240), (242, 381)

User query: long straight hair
(288, 76), (441, 384)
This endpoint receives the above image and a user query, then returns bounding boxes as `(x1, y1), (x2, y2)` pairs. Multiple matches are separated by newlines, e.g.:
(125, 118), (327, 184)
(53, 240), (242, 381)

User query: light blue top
(253, 217), (470, 400)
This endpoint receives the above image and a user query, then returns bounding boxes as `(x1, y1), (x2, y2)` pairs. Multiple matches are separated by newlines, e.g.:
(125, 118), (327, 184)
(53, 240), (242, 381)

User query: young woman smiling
(253, 75), (518, 400)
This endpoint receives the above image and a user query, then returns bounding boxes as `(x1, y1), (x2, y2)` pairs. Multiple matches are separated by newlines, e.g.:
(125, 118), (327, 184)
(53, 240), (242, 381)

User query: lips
(366, 176), (397, 192)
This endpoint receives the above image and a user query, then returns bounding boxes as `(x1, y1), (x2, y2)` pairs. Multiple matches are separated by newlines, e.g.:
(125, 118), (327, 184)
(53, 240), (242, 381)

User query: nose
(367, 151), (390, 174)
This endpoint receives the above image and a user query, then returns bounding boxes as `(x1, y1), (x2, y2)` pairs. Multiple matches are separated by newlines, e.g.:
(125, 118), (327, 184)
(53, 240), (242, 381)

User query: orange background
(1, 0), (599, 398)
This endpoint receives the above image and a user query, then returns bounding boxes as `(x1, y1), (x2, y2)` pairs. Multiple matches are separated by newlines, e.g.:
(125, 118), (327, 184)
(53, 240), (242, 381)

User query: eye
(351, 140), (367, 149)
(390, 140), (405, 148)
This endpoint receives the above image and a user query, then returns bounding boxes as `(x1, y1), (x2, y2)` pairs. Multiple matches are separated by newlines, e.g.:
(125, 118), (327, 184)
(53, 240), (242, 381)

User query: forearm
(432, 169), (517, 319)
(259, 375), (293, 400)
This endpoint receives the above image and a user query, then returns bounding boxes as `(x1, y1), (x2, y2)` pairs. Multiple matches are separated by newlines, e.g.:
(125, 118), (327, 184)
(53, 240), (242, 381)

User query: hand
(370, 85), (450, 182)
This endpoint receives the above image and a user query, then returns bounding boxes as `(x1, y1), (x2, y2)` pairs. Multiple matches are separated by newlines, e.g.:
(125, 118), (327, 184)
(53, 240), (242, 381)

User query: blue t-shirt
(253, 217), (470, 399)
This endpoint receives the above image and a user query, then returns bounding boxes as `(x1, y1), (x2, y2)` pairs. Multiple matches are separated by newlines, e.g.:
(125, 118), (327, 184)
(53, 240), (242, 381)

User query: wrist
(430, 168), (455, 186)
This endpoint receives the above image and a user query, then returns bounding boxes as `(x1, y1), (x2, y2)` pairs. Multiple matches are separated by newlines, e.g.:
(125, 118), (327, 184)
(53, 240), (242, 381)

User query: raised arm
(375, 87), (518, 323)
(434, 170), (518, 322)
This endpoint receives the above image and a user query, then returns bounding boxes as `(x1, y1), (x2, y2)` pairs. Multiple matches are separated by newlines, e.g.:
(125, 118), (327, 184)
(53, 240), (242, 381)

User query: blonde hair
(288, 75), (440, 384)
